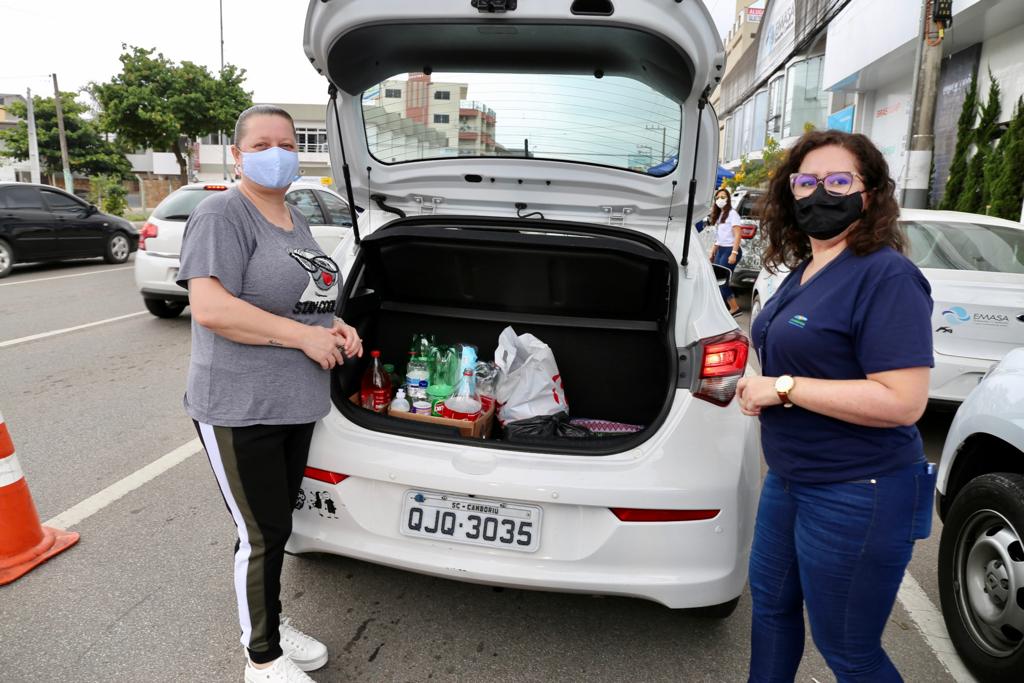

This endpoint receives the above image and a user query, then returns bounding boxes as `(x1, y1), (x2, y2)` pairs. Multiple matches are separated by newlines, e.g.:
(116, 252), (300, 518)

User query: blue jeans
(748, 462), (936, 683)
(714, 245), (740, 301)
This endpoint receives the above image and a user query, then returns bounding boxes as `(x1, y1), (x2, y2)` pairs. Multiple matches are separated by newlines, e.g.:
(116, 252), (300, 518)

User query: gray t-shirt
(177, 187), (342, 427)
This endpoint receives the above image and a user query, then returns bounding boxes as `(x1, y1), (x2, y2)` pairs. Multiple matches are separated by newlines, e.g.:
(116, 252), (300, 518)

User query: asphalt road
(0, 258), (964, 682)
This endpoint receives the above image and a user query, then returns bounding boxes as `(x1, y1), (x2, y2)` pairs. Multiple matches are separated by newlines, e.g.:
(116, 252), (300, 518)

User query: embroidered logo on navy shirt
(787, 314), (808, 328)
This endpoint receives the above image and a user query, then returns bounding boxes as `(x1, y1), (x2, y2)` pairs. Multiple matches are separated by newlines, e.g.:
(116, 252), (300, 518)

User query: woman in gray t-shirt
(177, 105), (361, 683)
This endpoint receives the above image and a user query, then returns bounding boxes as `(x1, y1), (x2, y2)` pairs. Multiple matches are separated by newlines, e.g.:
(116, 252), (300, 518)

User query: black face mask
(793, 184), (865, 240)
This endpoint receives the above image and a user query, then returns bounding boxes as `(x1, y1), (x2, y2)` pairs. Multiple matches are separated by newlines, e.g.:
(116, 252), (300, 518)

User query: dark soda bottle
(360, 350), (392, 413)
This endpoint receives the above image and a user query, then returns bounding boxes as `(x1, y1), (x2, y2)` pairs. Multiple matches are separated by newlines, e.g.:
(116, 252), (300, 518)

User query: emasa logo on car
(943, 306), (1010, 327)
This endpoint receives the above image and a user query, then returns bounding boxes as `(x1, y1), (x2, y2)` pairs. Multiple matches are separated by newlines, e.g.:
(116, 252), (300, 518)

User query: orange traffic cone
(0, 410), (78, 585)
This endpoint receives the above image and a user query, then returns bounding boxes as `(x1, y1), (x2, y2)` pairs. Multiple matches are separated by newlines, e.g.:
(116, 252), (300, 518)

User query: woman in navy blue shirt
(739, 131), (936, 683)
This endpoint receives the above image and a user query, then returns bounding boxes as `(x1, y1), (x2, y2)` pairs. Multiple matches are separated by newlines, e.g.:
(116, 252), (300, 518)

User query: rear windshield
(904, 220), (1024, 274)
(152, 188), (226, 220)
(362, 72), (682, 175)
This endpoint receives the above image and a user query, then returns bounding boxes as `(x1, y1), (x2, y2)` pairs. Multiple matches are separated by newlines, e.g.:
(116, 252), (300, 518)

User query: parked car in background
(0, 182), (138, 278)
(134, 180), (355, 318)
(935, 346), (1024, 681)
(751, 209), (1024, 403)
(697, 185), (764, 288)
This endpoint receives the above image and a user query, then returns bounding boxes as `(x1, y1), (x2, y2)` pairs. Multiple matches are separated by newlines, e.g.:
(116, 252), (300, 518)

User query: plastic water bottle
(360, 350), (392, 413)
(389, 388), (410, 413)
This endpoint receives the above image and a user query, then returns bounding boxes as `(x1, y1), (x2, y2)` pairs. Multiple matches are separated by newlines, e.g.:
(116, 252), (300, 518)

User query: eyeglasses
(789, 171), (862, 198)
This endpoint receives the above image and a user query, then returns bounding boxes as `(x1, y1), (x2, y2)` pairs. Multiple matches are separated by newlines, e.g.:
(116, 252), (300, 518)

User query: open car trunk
(332, 216), (679, 455)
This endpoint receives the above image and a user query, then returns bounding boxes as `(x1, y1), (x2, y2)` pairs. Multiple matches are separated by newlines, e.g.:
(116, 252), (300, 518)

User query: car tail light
(694, 330), (749, 406)
(203, 184), (229, 191)
(138, 222), (158, 250)
(304, 466), (348, 485)
(739, 223), (757, 239)
(611, 508), (720, 522)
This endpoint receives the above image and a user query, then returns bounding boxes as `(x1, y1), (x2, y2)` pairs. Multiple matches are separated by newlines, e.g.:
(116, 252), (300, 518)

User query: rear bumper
(929, 351), (997, 403)
(134, 251), (185, 300)
(286, 392), (761, 609)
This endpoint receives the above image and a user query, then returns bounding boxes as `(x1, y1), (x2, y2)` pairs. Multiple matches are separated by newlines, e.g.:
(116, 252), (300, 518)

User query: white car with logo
(935, 347), (1024, 680)
(133, 180), (355, 318)
(287, 0), (761, 615)
(751, 209), (1024, 403)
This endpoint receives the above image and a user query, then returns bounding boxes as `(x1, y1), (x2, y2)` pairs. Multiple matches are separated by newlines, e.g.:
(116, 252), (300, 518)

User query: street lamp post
(646, 124), (667, 162)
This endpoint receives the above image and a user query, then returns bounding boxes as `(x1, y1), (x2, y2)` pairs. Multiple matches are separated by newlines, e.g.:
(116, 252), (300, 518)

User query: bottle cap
(371, 350), (381, 358)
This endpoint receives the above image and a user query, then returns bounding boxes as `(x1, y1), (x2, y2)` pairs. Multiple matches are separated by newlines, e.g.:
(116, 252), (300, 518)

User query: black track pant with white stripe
(194, 420), (314, 664)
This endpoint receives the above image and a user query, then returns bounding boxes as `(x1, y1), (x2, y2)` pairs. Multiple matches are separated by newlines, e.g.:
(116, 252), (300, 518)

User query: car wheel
(0, 239), (13, 278)
(144, 298), (186, 319)
(938, 472), (1024, 682)
(686, 596), (740, 619)
(104, 232), (131, 264)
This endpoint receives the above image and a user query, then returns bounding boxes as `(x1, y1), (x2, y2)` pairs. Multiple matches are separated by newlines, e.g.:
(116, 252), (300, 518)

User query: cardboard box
(349, 394), (494, 439)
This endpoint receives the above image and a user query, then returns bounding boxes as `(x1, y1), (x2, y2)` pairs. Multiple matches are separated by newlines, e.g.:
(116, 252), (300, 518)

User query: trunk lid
(302, 0), (724, 237)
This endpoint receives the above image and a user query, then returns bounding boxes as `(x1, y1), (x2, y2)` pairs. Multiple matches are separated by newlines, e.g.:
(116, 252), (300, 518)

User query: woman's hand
(300, 325), (346, 370)
(709, 249), (716, 262)
(728, 252), (738, 265)
(331, 319), (364, 360)
(736, 375), (782, 417)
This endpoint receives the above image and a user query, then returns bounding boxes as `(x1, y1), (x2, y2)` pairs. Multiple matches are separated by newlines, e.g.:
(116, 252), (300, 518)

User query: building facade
(716, 0), (1024, 213)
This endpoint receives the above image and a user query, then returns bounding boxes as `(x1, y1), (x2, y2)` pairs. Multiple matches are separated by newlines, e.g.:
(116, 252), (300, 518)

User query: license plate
(400, 490), (542, 553)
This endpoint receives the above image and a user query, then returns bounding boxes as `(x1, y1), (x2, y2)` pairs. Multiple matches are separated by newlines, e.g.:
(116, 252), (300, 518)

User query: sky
(0, 0), (735, 105)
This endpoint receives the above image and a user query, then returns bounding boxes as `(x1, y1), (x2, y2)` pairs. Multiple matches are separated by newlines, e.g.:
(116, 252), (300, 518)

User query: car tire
(938, 472), (1024, 682)
(144, 298), (187, 319)
(686, 596), (740, 619)
(104, 232), (131, 264)
(0, 239), (13, 278)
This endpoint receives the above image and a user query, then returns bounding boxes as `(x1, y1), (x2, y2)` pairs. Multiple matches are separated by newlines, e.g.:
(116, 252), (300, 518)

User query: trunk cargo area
(332, 218), (678, 453)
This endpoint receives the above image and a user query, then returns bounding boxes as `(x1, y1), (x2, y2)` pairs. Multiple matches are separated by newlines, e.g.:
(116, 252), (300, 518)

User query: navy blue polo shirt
(751, 246), (934, 483)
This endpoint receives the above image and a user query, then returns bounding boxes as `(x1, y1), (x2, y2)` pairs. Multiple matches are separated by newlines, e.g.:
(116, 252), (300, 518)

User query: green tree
(88, 175), (129, 216)
(939, 75), (977, 210)
(722, 137), (784, 191)
(988, 97), (1024, 220)
(0, 93), (131, 179)
(956, 73), (1001, 215)
(91, 45), (252, 183)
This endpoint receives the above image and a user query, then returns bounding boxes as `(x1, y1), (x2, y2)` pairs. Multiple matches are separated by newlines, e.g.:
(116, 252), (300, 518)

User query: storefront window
(766, 75), (785, 141)
(783, 56), (827, 138)
(732, 102), (746, 160)
(723, 116), (735, 163)
(741, 98), (755, 157)
(751, 89), (768, 152)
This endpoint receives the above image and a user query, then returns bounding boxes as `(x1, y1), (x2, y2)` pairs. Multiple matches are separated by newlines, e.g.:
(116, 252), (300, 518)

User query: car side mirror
(86, 204), (98, 216)
(711, 263), (732, 286)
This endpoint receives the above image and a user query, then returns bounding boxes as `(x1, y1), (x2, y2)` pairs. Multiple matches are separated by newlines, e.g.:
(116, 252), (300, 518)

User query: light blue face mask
(240, 146), (300, 189)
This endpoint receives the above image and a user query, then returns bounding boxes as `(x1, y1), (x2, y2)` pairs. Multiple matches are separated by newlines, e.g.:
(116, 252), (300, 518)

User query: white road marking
(44, 438), (202, 530)
(0, 311), (147, 348)
(0, 265), (132, 287)
(897, 571), (979, 683)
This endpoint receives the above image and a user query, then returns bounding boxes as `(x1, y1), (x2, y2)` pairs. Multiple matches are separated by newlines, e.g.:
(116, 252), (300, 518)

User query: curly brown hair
(759, 130), (904, 273)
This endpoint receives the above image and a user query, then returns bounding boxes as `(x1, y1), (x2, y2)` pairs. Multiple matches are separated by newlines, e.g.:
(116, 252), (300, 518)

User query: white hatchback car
(936, 347), (1024, 680)
(133, 180), (355, 318)
(287, 0), (760, 615)
(751, 209), (1024, 403)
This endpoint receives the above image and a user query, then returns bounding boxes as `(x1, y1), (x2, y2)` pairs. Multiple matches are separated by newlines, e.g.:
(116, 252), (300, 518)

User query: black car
(0, 182), (139, 278)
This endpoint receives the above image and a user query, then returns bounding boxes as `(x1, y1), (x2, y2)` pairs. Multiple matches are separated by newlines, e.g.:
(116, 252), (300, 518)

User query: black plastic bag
(504, 412), (593, 442)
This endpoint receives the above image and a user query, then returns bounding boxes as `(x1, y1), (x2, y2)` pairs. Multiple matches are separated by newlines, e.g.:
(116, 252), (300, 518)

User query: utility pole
(219, 0), (228, 181)
(51, 73), (73, 193)
(646, 123), (667, 162)
(902, 0), (947, 208)
(24, 88), (41, 184)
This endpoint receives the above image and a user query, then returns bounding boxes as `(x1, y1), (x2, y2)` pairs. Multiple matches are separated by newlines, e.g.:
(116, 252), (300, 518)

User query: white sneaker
(279, 617), (329, 672)
(243, 655), (313, 683)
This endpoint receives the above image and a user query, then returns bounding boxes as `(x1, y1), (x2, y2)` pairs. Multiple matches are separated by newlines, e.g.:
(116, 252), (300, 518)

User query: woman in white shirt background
(708, 187), (743, 316)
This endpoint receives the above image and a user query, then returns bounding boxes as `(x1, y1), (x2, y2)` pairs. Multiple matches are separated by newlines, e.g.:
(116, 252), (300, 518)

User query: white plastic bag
(494, 326), (567, 426)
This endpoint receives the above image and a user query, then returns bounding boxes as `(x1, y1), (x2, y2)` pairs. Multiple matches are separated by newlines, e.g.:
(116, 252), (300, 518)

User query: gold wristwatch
(775, 375), (795, 408)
